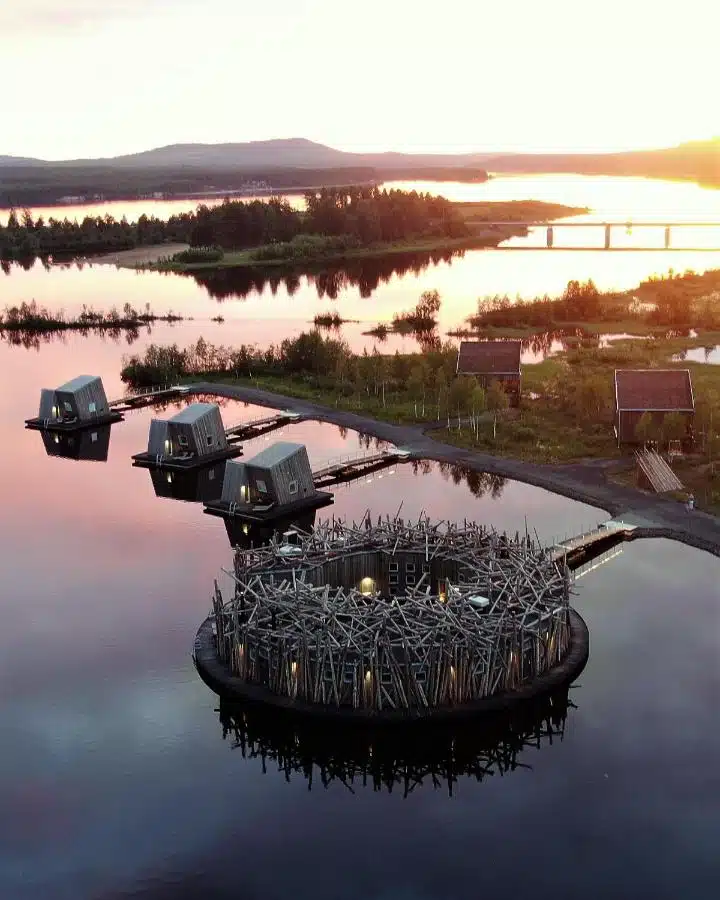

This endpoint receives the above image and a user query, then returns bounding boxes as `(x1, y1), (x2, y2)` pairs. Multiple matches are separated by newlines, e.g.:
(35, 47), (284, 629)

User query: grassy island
(145, 197), (587, 272)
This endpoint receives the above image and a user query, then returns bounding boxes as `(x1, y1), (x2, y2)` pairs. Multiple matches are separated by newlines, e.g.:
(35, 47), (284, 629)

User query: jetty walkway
(187, 381), (720, 558)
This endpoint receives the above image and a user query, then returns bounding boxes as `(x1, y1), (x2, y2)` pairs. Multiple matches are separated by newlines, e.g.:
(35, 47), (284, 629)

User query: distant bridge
(486, 220), (720, 250)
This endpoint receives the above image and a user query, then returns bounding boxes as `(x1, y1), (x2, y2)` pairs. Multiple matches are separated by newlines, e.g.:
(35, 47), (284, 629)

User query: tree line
(0, 187), (468, 263)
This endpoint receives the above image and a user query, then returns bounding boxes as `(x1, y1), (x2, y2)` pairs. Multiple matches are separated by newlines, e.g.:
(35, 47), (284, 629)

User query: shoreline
(184, 380), (720, 557)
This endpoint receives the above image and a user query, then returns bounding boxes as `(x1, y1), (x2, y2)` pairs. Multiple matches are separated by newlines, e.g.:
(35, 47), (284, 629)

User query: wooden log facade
(210, 517), (572, 714)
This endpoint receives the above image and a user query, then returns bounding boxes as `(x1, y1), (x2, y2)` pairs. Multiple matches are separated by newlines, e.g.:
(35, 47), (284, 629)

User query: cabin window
(323, 666), (334, 681)
(206, 434), (214, 447)
(90, 432), (98, 443)
(88, 401), (96, 414)
(288, 480), (298, 495)
(389, 562), (399, 573)
(406, 574), (416, 586)
(422, 564), (430, 574)
(178, 434), (188, 447)
(63, 401), (73, 412)
(414, 668), (427, 684)
(208, 469), (215, 480)
(380, 669), (393, 685)
(256, 479), (267, 494)
(405, 563), (415, 573)
(389, 572), (398, 585)
(343, 665), (354, 684)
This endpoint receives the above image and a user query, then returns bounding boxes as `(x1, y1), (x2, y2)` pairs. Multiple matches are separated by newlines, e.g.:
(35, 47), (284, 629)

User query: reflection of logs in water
(218, 687), (573, 796)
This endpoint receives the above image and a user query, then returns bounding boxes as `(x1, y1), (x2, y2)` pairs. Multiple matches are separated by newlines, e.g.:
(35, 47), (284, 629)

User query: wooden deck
(635, 449), (683, 493)
(224, 410), (302, 443)
(108, 385), (192, 412)
(551, 520), (637, 566)
(312, 448), (412, 488)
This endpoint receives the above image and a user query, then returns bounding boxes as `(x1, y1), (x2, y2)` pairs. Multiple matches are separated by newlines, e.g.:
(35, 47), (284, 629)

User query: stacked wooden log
(211, 515), (571, 713)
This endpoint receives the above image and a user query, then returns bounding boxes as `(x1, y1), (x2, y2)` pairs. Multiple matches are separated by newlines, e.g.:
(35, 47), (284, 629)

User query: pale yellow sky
(1, 0), (716, 159)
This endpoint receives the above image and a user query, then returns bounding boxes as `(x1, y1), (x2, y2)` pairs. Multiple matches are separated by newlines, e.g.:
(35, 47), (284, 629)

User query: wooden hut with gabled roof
(456, 341), (522, 405)
(614, 369), (695, 444)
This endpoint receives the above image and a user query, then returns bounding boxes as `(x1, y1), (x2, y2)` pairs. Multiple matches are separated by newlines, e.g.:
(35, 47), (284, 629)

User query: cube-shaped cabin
(221, 442), (316, 508)
(43, 375), (110, 423)
(147, 402), (228, 460)
(614, 369), (695, 444)
(456, 341), (522, 406)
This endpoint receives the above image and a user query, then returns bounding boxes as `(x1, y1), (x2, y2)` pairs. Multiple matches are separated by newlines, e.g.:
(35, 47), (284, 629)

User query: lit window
(90, 432), (98, 443)
(178, 434), (188, 447)
(256, 479), (267, 493)
(88, 401), (96, 414)
(63, 401), (73, 412)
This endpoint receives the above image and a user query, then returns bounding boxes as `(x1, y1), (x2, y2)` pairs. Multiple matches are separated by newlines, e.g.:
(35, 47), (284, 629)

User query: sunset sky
(2, 0), (716, 160)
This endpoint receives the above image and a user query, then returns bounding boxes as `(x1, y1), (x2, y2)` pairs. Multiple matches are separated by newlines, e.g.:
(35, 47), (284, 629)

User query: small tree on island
(486, 380), (509, 440)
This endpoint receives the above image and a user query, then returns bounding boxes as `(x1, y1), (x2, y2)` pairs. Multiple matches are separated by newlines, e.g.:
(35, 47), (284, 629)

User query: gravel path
(193, 381), (720, 558)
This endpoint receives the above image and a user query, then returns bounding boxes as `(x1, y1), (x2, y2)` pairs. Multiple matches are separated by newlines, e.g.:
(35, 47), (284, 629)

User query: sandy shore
(90, 243), (189, 267)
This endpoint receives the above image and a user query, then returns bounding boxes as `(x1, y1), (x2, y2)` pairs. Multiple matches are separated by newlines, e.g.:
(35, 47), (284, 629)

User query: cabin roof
(246, 441), (306, 468)
(169, 402), (220, 423)
(457, 341), (521, 375)
(615, 369), (694, 411)
(56, 374), (101, 393)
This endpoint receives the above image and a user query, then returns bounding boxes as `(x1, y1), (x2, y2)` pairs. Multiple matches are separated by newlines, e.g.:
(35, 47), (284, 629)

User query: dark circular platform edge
(193, 608), (589, 723)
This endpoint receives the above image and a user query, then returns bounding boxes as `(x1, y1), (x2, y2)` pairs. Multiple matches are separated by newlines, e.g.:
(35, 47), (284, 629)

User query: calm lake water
(2, 174), (720, 358)
(1, 340), (719, 899)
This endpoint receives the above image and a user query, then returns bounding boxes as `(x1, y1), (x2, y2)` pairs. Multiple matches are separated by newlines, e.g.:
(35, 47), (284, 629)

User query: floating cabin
(456, 341), (522, 406)
(614, 369), (695, 444)
(26, 375), (123, 431)
(149, 463), (226, 504)
(132, 402), (242, 470)
(195, 518), (586, 719)
(40, 425), (112, 462)
(205, 441), (333, 523)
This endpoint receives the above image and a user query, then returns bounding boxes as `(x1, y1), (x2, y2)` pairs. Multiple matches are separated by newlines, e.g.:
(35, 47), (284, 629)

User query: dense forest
(0, 187), (468, 262)
(0, 162), (488, 207)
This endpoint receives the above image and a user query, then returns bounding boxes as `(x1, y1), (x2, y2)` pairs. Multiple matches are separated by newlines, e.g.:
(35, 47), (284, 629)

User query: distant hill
(1, 138), (715, 184)
(483, 139), (720, 186)
(0, 138), (493, 170)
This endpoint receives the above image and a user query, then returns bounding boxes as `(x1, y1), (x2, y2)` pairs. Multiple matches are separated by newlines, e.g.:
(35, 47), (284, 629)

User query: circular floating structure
(194, 517), (589, 720)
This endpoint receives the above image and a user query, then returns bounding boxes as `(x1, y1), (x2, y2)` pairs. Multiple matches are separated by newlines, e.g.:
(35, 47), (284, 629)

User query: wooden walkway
(224, 410), (301, 443)
(108, 385), (191, 412)
(550, 520), (637, 564)
(312, 448), (411, 488)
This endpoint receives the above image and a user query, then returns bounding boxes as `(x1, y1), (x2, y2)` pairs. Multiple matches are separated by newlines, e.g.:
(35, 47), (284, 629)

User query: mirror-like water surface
(1, 178), (719, 899)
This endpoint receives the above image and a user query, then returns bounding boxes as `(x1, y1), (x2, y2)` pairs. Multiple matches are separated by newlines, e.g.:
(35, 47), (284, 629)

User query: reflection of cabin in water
(27, 375), (123, 431)
(456, 341), (522, 406)
(614, 369), (695, 444)
(133, 402), (242, 470)
(205, 441), (333, 522)
(40, 425), (112, 462)
(224, 512), (319, 549)
(149, 463), (226, 503)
